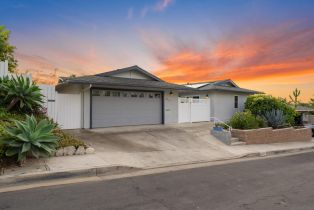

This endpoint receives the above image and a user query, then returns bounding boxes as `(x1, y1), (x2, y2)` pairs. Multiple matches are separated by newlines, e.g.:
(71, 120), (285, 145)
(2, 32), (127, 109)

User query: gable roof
(185, 79), (238, 89)
(95, 65), (163, 82)
(184, 79), (261, 94)
(56, 67), (194, 91)
(295, 105), (314, 112)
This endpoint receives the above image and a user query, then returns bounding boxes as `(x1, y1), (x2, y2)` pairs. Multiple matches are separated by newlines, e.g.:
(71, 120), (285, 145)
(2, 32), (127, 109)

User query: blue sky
(1, 0), (314, 100)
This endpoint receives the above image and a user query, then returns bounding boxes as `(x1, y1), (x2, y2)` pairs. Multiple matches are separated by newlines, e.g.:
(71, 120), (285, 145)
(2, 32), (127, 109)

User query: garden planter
(231, 127), (312, 144)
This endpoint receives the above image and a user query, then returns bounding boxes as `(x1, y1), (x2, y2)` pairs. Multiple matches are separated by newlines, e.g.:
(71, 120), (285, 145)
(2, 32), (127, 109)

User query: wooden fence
(0, 61), (57, 122)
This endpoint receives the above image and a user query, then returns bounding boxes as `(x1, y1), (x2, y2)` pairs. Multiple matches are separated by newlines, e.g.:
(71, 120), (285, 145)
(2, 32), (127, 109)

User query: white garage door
(92, 89), (163, 128)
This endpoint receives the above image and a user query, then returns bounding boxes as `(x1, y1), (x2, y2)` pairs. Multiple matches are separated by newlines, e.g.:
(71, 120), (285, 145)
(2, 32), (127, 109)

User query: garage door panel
(92, 90), (162, 128)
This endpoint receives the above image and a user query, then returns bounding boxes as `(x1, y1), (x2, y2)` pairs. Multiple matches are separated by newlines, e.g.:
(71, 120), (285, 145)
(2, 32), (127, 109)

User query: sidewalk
(2, 140), (314, 186)
(1, 122), (313, 188)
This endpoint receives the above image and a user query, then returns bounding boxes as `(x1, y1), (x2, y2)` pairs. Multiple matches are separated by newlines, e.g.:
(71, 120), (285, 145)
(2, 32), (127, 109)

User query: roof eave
(56, 80), (193, 92)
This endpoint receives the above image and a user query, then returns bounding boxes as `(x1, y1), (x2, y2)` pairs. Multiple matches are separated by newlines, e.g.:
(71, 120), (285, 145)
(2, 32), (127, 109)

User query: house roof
(95, 65), (163, 82)
(295, 105), (314, 112)
(184, 79), (261, 94)
(56, 74), (194, 91)
(56, 66), (260, 93)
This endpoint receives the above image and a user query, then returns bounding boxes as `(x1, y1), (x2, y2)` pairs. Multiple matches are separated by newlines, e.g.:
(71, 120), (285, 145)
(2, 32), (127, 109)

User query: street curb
(0, 165), (141, 188)
(1, 145), (314, 189)
(243, 146), (314, 158)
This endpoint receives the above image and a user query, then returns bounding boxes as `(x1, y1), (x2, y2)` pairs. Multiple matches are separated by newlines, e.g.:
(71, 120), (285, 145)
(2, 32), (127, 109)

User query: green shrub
(0, 76), (10, 107)
(0, 145), (6, 160)
(229, 111), (266, 130)
(1, 76), (43, 113)
(263, 109), (287, 129)
(256, 115), (268, 128)
(53, 128), (85, 149)
(0, 115), (59, 162)
(214, 122), (230, 130)
(245, 94), (297, 126)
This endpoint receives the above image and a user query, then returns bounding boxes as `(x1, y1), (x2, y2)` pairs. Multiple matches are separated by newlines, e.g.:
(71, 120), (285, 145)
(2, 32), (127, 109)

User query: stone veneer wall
(231, 127), (312, 144)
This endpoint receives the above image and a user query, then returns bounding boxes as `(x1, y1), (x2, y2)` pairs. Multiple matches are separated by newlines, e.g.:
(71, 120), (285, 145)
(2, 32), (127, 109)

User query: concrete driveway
(68, 123), (228, 153)
(56, 123), (239, 169)
(3, 123), (314, 178)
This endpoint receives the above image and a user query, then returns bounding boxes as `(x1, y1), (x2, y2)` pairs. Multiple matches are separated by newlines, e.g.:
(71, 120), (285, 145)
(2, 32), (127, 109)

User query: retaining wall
(231, 127), (312, 144)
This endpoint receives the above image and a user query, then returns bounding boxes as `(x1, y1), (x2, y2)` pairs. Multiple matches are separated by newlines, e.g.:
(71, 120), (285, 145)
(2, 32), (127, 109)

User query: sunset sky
(1, 0), (314, 101)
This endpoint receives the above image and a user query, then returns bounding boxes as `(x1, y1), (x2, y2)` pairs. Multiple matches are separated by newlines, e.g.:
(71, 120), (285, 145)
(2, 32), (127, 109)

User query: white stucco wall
(82, 88), (91, 129)
(210, 91), (248, 122)
(164, 91), (179, 124)
(180, 91), (251, 122)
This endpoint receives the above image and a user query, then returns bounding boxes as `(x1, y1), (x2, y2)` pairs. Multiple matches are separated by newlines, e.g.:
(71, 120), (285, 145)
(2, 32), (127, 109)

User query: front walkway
(2, 123), (314, 177)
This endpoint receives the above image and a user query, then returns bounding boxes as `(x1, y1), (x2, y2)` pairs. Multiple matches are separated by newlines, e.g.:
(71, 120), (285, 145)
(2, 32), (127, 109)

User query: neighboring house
(56, 65), (261, 129)
(56, 65), (193, 128)
(180, 80), (261, 121)
(295, 105), (314, 124)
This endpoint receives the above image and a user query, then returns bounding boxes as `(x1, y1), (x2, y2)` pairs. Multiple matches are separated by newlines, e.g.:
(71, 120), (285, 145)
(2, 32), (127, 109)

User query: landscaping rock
(75, 146), (85, 155)
(64, 146), (76, 156)
(85, 147), (95, 154)
(55, 148), (64, 157)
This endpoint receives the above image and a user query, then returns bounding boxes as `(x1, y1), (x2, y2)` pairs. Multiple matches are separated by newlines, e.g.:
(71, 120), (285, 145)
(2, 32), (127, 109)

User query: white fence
(0, 60), (9, 77)
(0, 60), (32, 80)
(39, 84), (57, 121)
(0, 60), (78, 129)
(178, 98), (210, 123)
(38, 86), (81, 129)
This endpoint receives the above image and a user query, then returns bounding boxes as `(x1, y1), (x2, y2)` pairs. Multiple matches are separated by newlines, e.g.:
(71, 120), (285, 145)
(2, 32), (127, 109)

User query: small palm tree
(2, 76), (43, 112)
(289, 88), (301, 108)
(310, 96), (314, 108)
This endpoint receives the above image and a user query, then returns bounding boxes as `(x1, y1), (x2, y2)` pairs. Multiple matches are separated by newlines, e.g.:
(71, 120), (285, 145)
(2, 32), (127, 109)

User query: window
(112, 91), (120, 97)
(130, 92), (138, 98)
(122, 92), (128, 97)
(92, 90), (101, 96)
(139, 93), (145, 98)
(155, 93), (161, 98)
(104, 91), (111, 97)
(192, 96), (200, 99)
(148, 93), (154, 98)
(234, 96), (238, 108)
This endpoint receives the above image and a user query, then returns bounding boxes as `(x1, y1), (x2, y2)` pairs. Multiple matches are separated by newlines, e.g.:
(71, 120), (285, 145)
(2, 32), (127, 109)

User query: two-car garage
(91, 89), (163, 128)
(55, 65), (194, 129)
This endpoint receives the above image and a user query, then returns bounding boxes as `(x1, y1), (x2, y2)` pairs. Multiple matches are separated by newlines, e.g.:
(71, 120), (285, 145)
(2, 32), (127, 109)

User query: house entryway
(178, 98), (210, 123)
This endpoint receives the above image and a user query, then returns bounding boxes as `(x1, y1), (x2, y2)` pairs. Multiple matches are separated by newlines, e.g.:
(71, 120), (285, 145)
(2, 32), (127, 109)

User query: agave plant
(0, 76), (10, 105)
(0, 115), (58, 161)
(263, 109), (286, 129)
(2, 76), (43, 112)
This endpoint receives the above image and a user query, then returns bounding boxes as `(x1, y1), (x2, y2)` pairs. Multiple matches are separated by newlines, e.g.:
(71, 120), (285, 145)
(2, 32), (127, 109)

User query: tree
(289, 88), (301, 108)
(310, 96), (314, 108)
(0, 25), (18, 72)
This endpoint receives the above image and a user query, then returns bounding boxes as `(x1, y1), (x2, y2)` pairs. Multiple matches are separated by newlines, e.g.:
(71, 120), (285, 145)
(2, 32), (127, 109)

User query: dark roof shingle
(57, 75), (193, 91)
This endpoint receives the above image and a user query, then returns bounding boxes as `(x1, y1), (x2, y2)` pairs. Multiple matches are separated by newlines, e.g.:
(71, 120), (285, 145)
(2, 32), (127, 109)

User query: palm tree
(289, 88), (301, 108)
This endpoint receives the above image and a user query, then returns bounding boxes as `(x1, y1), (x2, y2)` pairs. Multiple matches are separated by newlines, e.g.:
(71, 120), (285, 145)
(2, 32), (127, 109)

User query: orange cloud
(144, 21), (314, 100)
(15, 52), (106, 85)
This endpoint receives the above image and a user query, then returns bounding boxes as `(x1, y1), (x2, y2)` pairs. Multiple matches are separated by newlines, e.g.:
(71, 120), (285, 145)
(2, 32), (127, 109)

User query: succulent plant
(263, 109), (286, 129)
(0, 115), (58, 161)
(2, 76), (43, 112)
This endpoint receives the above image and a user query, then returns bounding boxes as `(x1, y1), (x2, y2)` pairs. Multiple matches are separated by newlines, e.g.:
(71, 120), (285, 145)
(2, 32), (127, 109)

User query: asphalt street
(1, 152), (314, 210)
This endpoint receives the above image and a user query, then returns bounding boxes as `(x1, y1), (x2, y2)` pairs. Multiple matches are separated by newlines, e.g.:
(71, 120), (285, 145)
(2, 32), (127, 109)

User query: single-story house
(56, 65), (194, 128)
(295, 105), (314, 124)
(180, 80), (261, 122)
(56, 65), (260, 129)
